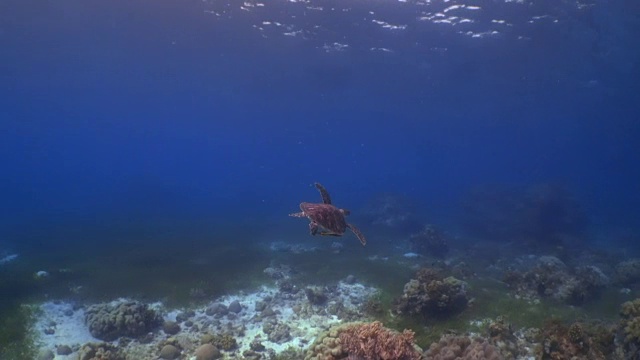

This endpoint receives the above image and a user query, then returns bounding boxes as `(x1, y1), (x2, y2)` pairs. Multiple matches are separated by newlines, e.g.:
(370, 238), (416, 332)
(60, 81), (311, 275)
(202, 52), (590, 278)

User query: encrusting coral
(304, 321), (422, 360)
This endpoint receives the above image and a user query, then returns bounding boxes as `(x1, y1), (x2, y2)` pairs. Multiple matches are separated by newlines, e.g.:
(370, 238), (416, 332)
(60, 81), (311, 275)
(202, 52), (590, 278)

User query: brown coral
(424, 335), (503, 360)
(78, 342), (125, 360)
(338, 321), (422, 360)
(394, 268), (469, 318)
(536, 320), (609, 360)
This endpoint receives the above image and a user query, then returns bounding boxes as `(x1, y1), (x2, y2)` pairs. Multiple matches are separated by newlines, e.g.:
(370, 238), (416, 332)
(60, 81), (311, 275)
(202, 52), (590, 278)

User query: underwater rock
(254, 300), (267, 312)
(277, 279), (299, 294)
(159, 344), (180, 359)
(163, 320), (181, 335)
(175, 310), (195, 323)
(56, 345), (72, 355)
(250, 338), (266, 351)
(305, 286), (328, 305)
(195, 344), (221, 360)
(344, 274), (356, 284)
(228, 300), (242, 313)
(36, 349), (54, 360)
(84, 301), (163, 341)
(205, 303), (229, 317)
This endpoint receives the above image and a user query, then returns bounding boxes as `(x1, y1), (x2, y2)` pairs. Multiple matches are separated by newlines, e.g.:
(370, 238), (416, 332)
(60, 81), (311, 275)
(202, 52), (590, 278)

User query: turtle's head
(340, 208), (351, 216)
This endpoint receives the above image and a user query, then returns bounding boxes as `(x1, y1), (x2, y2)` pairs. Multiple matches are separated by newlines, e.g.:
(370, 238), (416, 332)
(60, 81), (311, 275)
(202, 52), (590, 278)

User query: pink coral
(338, 321), (422, 360)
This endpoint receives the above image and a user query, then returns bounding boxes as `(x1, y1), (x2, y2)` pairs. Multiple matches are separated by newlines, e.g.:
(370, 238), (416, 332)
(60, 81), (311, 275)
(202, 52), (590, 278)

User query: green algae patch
(0, 304), (38, 360)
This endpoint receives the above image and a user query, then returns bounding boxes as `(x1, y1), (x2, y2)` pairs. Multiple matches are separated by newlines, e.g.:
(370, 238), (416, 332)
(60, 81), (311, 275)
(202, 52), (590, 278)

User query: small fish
(403, 252), (421, 258)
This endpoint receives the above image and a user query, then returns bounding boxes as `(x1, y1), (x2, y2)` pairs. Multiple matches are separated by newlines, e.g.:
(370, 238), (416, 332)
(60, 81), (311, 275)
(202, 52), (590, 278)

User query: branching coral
(304, 322), (422, 360)
(338, 321), (421, 360)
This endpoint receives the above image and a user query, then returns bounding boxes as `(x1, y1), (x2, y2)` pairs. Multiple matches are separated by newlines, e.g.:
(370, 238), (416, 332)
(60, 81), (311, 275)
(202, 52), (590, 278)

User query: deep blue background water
(1, 0), (639, 253)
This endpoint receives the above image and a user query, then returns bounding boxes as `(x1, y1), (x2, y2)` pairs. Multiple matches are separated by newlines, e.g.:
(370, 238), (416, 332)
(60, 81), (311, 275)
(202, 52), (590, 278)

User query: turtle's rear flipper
(314, 183), (332, 205)
(347, 223), (366, 246)
(319, 231), (341, 237)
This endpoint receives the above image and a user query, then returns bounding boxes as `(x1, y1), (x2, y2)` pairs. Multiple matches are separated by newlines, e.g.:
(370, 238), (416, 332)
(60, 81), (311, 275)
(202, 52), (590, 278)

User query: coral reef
(362, 193), (420, 231)
(619, 298), (640, 357)
(460, 183), (587, 246)
(424, 334), (503, 360)
(394, 267), (469, 318)
(263, 321), (292, 343)
(486, 316), (523, 358)
(502, 256), (609, 304)
(304, 321), (422, 360)
(616, 259), (640, 284)
(84, 301), (163, 341)
(409, 225), (450, 258)
(535, 320), (613, 359)
(77, 342), (125, 360)
(202, 333), (237, 351)
(339, 321), (421, 360)
(305, 286), (328, 305)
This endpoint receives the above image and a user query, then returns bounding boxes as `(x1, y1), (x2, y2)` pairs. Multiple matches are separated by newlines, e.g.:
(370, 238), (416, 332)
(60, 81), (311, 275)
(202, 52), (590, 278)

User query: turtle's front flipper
(289, 212), (306, 218)
(347, 223), (366, 246)
(314, 183), (332, 205)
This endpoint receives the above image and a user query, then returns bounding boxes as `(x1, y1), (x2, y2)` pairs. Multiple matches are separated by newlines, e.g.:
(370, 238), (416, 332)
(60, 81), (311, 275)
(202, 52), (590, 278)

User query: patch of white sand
(33, 281), (378, 359)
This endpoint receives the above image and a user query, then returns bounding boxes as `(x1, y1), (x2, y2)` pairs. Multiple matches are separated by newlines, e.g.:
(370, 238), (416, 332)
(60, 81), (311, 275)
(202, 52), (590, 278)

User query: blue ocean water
(1, 0), (640, 358)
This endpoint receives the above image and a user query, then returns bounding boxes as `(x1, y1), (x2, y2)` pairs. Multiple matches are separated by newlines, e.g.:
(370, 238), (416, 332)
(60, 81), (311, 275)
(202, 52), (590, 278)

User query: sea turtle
(290, 183), (366, 246)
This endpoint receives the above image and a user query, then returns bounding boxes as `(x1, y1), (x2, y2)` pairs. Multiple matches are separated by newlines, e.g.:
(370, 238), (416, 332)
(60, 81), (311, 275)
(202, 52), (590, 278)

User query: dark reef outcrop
(84, 301), (163, 341)
(394, 267), (469, 318)
(409, 225), (450, 258)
